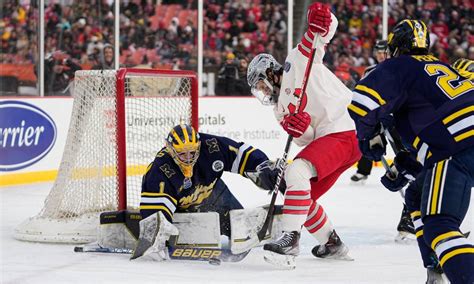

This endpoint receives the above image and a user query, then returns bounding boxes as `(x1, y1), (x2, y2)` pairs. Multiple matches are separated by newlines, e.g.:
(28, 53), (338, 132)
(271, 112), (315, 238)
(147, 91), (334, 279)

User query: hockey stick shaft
(384, 127), (405, 155)
(380, 125), (405, 178)
(257, 31), (324, 242)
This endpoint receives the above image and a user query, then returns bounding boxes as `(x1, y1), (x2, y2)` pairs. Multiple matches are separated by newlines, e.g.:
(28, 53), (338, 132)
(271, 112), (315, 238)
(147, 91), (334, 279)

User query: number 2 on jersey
(424, 64), (474, 99)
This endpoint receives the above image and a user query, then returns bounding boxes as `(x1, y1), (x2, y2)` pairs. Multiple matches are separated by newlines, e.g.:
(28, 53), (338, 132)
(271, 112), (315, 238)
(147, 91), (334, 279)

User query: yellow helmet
(166, 124), (200, 178)
(452, 58), (474, 80)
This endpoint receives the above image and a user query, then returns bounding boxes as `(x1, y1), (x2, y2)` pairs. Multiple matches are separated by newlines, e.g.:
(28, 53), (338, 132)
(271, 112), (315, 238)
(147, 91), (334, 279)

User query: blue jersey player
(348, 19), (474, 284)
(131, 124), (280, 261)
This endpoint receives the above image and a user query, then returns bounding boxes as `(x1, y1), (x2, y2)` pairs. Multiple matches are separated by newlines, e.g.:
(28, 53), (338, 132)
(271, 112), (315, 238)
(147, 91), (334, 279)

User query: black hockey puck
(208, 258), (221, 266)
(74, 246), (84, 252)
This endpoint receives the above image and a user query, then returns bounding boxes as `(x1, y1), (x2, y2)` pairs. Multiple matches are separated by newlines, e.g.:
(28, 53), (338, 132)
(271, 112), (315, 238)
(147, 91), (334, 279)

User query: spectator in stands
(235, 57), (251, 96)
(216, 52), (239, 96)
(92, 44), (114, 70)
(38, 50), (82, 96)
(2, 0), (471, 96)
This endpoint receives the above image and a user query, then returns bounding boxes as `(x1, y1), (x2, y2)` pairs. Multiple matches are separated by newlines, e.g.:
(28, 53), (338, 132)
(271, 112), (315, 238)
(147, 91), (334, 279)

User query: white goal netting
(14, 69), (197, 243)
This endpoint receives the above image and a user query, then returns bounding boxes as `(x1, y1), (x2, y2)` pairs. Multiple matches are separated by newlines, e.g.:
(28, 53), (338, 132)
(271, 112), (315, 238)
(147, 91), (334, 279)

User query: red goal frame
(116, 68), (199, 210)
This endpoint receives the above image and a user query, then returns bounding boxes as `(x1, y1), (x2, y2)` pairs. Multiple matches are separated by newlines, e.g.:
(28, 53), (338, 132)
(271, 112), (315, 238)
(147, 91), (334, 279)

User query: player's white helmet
(247, 53), (282, 105)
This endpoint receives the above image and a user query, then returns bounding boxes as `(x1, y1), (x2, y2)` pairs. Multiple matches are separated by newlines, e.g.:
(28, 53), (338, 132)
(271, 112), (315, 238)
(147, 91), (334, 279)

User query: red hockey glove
(281, 112), (311, 138)
(307, 2), (331, 36)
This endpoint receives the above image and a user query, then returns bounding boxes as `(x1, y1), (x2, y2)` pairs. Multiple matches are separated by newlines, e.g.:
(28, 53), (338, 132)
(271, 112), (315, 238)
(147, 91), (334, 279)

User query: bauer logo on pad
(0, 101), (57, 171)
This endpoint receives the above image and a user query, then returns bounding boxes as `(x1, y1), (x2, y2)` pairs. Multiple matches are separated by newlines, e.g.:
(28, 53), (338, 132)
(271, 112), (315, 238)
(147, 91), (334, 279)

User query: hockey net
(14, 69), (198, 243)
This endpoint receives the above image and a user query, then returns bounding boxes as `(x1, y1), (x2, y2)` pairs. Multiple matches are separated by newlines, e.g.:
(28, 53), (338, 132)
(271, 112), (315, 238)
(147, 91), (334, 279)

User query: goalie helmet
(387, 19), (430, 57)
(452, 58), (474, 80)
(166, 124), (201, 179)
(247, 53), (283, 105)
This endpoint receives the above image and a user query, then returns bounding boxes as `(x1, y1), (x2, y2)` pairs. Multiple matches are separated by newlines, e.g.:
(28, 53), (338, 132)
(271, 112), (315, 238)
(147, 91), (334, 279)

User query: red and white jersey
(274, 13), (355, 147)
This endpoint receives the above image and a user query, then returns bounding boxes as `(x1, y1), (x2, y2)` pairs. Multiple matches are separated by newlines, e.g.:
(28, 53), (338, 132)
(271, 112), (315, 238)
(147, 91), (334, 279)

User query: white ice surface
(1, 168), (472, 284)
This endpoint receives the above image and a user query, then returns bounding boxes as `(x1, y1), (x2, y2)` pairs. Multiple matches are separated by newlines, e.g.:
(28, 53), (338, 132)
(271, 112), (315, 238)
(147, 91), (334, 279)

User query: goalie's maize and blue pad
(90, 206), (284, 262)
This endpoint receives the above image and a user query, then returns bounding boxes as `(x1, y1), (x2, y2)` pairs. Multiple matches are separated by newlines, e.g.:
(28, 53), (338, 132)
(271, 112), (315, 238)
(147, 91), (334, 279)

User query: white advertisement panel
(198, 97), (302, 160)
(2, 96), (381, 187)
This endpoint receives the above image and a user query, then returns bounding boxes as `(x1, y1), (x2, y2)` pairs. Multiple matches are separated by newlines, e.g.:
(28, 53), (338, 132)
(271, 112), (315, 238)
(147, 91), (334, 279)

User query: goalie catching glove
(245, 160), (286, 194)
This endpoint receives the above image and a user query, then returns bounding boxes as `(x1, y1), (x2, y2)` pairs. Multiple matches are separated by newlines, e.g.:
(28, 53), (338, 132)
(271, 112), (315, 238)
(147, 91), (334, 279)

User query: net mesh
(14, 69), (195, 243)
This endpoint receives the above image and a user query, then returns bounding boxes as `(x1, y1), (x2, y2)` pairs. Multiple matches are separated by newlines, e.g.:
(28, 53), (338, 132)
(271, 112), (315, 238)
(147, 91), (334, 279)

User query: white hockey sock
(304, 202), (334, 244)
(280, 159), (316, 232)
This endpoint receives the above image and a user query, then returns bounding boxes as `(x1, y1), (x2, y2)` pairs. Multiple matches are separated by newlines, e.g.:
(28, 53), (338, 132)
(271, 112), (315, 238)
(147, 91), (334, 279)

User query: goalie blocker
(95, 206), (283, 262)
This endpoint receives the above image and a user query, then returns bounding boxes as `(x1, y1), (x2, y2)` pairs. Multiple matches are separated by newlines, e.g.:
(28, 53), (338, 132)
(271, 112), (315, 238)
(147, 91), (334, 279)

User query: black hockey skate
(311, 230), (353, 260)
(426, 252), (445, 284)
(426, 265), (446, 284)
(263, 231), (300, 269)
(350, 173), (368, 183)
(395, 205), (416, 243)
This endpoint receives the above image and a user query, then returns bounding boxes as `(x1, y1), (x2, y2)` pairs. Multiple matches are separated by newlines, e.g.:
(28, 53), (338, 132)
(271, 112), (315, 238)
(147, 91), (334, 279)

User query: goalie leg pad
(98, 210), (141, 250)
(170, 212), (221, 247)
(130, 211), (179, 261)
(229, 205), (284, 254)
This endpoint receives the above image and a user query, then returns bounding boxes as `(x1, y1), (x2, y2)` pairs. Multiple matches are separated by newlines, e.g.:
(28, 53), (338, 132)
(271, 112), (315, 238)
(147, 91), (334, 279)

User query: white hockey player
(247, 2), (361, 267)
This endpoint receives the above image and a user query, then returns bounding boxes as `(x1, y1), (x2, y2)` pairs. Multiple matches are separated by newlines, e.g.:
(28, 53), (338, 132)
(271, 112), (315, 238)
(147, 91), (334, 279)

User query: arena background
(0, 2), (473, 283)
(1, 0), (471, 97)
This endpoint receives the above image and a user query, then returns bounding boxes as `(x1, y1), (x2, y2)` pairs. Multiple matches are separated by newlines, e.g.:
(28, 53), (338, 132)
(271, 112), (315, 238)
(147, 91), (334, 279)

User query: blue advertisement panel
(0, 101), (57, 171)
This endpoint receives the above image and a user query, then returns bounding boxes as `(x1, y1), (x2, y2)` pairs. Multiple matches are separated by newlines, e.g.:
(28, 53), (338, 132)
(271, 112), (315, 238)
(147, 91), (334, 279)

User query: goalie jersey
(140, 133), (268, 221)
(348, 54), (474, 167)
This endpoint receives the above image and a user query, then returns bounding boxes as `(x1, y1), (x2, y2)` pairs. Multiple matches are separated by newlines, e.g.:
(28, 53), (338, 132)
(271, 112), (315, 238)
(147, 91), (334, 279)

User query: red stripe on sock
(306, 215), (328, 233)
(282, 209), (309, 215)
(305, 206), (324, 226)
(284, 198), (312, 207)
(285, 190), (310, 196)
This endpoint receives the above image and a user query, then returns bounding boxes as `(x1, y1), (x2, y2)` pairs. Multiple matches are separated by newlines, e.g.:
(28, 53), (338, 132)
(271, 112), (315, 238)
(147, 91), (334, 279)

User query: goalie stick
(74, 243), (250, 263)
(256, 31), (325, 242)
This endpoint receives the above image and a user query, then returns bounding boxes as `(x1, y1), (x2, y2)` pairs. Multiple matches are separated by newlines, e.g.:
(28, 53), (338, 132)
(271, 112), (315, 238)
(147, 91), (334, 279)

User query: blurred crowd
(326, 0), (473, 84)
(0, 0), (472, 95)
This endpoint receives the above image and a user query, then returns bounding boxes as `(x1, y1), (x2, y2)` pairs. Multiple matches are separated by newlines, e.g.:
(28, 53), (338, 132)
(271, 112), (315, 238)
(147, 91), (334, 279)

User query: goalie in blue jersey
(130, 124), (283, 261)
(348, 19), (474, 284)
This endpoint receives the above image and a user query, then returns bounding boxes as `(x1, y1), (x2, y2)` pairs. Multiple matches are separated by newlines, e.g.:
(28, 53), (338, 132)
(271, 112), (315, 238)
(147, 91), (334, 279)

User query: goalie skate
(311, 230), (353, 261)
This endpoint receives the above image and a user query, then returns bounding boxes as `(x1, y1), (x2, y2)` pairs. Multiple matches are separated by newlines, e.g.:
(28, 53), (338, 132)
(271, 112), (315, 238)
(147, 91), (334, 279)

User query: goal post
(14, 68), (198, 243)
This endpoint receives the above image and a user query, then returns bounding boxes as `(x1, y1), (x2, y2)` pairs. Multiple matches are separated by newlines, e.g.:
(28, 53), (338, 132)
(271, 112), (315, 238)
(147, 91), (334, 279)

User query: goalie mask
(247, 53), (283, 105)
(166, 124), (201, 179)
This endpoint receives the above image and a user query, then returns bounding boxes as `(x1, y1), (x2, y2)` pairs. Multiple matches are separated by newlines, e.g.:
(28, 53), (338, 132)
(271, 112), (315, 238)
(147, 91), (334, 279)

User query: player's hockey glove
(307, 2), (331, 35)
(393, 151), (423, 177)
(380, 151), (420, 192)
(380, 164), (409, 192)
(359, 133), (387, 162)
(281, 112), (311, 138)
(244, 160), (286, 194)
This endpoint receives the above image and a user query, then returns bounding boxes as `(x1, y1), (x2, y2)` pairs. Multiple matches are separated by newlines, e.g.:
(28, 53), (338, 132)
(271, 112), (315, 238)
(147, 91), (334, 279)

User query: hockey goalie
(90, 124), (285, 262)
